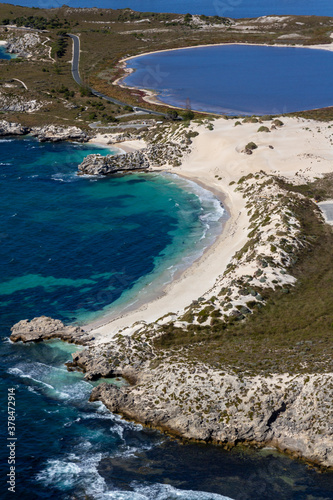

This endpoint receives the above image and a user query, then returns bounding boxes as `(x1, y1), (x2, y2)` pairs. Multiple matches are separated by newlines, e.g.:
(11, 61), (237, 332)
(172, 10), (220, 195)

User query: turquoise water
(124, 44), (333, 116)
(0, 137), (223, 329)
(5, 0), (333, 17)
(0, 46), (15, 60)
(0, 138), (333, 498)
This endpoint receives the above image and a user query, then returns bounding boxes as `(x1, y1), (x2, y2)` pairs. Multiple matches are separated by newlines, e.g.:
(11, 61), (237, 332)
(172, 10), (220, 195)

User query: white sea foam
(7, 361), (94, 402)
(38, 449), (234, 499)
(128, 483), (233, 500)
(8, 367), (55, 390)
(51, 172), (80, 183)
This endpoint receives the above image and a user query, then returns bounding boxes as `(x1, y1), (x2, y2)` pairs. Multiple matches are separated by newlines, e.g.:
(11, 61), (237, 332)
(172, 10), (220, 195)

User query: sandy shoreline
(85, 170), (234, 341)
(119, 41), (333, 66)
(87, 115), (333, 344)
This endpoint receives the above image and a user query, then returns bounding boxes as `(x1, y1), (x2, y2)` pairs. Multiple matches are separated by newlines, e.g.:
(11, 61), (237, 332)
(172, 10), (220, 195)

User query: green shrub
(243, 116), (259, 123)
(257, 126), (270, 133)
(272, 119), (284, 127)
(245, 142), (258, 151)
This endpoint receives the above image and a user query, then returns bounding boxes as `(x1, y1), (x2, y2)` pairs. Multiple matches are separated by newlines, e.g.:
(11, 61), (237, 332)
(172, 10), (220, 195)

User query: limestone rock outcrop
(0, 120), (90, 142)
(0, 119), (29, 136)
(78, 151), (149, 175)
(6, 33), (40, 58)
(10, 316), (93, 345)
(31, 125), (89, 143)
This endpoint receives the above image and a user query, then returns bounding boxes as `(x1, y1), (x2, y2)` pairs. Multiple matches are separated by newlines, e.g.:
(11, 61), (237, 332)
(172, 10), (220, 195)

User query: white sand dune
(88, 117), (333, 344)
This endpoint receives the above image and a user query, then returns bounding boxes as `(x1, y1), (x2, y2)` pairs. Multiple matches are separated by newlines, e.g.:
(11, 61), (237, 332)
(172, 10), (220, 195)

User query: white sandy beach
(87, 116), (333, 344)
(89, 133), (147, 153)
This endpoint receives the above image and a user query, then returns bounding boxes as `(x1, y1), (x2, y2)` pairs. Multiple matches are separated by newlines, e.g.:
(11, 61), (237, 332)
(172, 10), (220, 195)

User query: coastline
(114, 41), (333, 113)
(7, 115), (333, 469)
(85, 169), (234, 342)
(86, 114), (333, 344)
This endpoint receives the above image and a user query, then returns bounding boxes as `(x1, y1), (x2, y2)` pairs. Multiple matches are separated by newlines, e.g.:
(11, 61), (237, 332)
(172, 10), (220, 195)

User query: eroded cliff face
(10, 318), (332, 469)
(89, 364), (332, 469)
(74, 335), (333, 469)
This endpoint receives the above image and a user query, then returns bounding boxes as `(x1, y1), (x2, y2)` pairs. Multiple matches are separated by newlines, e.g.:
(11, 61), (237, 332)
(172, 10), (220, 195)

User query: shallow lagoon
(123, 44), (333, 116)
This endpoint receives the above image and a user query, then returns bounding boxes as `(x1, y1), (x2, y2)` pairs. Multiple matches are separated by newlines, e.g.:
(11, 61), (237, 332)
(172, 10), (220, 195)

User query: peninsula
(1, 3), (332, 471)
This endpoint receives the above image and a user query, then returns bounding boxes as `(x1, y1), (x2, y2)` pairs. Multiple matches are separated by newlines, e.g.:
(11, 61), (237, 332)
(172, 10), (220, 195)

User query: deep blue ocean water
(123, 44), (333, 116)
(0, 139), (333, 499)
(4, 0), (333, 18)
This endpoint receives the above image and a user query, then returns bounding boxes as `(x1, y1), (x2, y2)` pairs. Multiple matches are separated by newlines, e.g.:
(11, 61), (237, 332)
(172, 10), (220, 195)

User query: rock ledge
(10, 316), (93, 345)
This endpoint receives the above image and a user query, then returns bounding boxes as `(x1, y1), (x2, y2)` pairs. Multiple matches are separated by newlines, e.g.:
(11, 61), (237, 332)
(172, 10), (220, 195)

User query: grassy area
(288, 107), (333, 122)
(154, 190), (333, 375)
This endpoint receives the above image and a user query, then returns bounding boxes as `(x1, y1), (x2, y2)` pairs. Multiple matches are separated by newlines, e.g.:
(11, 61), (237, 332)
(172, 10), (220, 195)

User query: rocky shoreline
(0, 119), (89, 142)
(9, 315), (333, 470)
(78, 137), (193, 174)
(10, 316), (93, 345)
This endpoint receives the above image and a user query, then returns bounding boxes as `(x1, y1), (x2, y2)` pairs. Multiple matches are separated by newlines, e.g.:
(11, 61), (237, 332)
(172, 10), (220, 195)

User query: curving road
(68, 34), (168, 117)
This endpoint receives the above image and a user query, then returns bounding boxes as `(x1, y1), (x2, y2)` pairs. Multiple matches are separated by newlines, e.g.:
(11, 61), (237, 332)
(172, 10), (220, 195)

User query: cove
(123, 44), (333, 116)
(0, 137), (223, 330)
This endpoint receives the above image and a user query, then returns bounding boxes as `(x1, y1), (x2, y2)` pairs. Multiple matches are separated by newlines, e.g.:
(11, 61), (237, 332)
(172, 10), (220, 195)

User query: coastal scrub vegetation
(154, 187), (333, 376)
(257, 125), (270, 133)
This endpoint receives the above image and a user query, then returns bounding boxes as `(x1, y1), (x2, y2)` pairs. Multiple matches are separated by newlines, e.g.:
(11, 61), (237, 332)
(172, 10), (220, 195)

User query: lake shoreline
(115, 41), (333, 114)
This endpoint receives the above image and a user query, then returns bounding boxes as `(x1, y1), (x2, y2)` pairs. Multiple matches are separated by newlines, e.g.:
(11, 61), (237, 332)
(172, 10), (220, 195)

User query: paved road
(89, 121), (151, 130)
(68, 34), (168, 118)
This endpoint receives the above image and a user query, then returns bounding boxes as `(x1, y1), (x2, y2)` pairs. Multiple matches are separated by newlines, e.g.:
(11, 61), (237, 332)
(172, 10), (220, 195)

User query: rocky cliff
(78, 139), (192, 175)
(0, 119), (29, 136)
(30, 124), (89, 143)
(89, 362), (333, 469)
(69, 334), (333, 469)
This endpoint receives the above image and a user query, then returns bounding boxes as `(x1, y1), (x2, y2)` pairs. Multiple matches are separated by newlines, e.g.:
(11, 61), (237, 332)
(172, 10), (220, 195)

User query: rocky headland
(78, 150), (149, 175)
(78, 135), (192, 175)
(10, 312), (333, 469)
